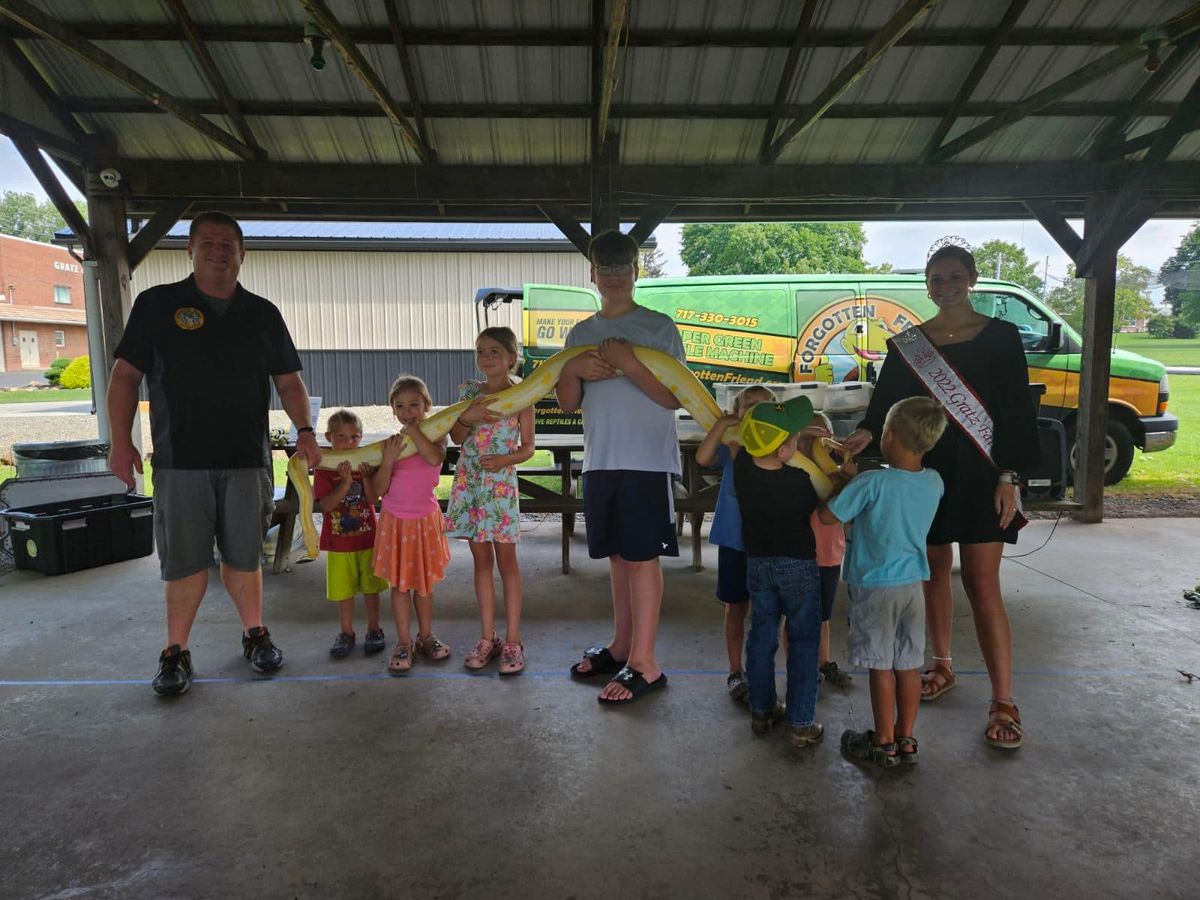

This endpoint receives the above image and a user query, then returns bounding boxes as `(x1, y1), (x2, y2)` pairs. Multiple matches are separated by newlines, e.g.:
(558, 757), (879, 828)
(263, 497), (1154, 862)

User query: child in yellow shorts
(314, 410), (390, 657)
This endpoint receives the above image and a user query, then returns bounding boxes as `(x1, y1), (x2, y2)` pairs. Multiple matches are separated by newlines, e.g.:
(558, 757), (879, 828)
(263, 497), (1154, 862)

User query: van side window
(971, 291), (1053, 352)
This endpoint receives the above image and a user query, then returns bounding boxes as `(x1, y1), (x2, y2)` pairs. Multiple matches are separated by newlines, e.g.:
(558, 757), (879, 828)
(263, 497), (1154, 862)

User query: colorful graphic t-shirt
(313, 469), (378, 553)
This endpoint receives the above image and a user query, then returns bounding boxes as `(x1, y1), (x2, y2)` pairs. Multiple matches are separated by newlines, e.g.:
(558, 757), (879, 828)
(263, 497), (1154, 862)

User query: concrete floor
(1, 516), (1198, 899)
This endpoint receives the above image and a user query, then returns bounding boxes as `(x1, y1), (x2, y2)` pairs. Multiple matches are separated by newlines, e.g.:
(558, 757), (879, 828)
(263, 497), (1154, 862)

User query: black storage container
(1, 492), (154, 575)
(1021, 418), (1068, 501)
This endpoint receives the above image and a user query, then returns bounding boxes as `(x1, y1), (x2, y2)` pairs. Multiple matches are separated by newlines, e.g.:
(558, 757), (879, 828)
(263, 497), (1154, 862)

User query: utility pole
(995, 253), (1003, 279)
(1041, 255), (1050, 300)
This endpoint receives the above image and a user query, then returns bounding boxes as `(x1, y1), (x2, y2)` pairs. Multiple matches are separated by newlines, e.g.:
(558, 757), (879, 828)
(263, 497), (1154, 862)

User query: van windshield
(971, 291), (1054, 352)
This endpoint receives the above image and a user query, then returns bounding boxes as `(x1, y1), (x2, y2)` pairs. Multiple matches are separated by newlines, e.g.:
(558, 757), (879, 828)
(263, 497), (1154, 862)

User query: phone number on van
(675, 309), (759, 328)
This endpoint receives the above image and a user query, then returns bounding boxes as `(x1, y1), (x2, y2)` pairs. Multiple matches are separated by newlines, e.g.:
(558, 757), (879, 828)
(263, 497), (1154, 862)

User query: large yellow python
(287, 345), (844, 560)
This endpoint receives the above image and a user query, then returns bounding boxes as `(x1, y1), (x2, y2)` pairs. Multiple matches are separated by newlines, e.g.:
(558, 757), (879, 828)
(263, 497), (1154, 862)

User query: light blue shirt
(827, 467), (944, 587)
(564, 305), (686, 474)
(708, 443), (743, 551)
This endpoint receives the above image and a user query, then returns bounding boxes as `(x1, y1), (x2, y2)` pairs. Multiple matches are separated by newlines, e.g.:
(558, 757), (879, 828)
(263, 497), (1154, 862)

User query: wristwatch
(997, 470), (1019, 485)
(296, 426), (314, 435)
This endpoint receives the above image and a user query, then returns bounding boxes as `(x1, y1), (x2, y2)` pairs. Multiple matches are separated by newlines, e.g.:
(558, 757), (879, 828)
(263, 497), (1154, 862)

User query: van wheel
(1068, 419), (1134, 486)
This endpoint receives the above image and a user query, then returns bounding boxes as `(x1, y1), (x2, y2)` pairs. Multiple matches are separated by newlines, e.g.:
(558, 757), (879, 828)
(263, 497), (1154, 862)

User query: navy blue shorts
(716, 545), (749, 604)
(819, 564), (841, 622)
(582, 470), (679, 561)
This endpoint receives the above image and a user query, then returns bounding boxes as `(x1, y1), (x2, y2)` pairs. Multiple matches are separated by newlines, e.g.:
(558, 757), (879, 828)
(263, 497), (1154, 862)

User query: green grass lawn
(0, 388), (91, 404)
(1108, 371), (1200, 495)
(1114, 333), (1200, 367)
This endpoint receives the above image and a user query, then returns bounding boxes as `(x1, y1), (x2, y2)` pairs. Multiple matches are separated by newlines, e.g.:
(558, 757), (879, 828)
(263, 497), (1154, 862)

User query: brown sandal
(415, 634), (451, 661)
(985, 699), (1023, 749)
(920, 664), (956, 701)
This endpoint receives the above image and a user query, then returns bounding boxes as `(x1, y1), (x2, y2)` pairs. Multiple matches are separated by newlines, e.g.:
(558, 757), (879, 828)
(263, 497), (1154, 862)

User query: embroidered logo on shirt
(174, 307), (205, 330)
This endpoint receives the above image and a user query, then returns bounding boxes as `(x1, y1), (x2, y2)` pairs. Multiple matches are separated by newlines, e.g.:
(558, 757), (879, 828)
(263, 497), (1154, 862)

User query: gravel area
(5, 408), (1198, 519)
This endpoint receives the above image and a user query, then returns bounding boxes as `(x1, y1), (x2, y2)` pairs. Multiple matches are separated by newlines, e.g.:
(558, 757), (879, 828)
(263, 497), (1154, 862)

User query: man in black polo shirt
(108, 211), (321, 697)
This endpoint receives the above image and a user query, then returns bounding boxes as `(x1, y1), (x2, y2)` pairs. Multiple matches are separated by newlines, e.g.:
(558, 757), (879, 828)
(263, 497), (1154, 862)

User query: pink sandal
(499, 641), (525, 676)
(388, 642), (413, 675)
(464, 635), (501, 671)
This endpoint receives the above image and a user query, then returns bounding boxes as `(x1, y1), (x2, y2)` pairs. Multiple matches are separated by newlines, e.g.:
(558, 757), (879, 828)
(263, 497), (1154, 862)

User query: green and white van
(508, 275), (1178, 484)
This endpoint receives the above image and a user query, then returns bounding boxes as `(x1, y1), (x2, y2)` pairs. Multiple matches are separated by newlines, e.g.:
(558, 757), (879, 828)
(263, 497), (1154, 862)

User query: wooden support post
(87, 184), (139, 485)
(1074, 241), (1117, 523)
(86, 187), (131, 368)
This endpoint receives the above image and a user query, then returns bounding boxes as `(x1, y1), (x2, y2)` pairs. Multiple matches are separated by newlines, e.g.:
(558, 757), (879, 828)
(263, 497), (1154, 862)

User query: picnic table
(270, 426), (719, 576)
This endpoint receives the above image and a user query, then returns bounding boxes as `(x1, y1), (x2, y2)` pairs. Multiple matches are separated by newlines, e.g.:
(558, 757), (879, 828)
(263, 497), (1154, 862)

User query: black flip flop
(569, 645), (626, 680)
(597, 665), (668, 705)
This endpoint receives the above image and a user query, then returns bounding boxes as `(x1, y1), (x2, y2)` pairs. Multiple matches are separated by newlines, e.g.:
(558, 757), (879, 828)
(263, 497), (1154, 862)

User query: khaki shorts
(152, 468), (274, 581)
(326, 548), (389, 601)
(846, 582), (926, 671)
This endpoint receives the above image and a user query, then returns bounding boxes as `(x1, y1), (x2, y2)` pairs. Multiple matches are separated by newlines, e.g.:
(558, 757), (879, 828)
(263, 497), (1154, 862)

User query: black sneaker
(726, 670), (749, 703)
(152, 645), (193, 697)
(364, 628), (386, 655)
(242, 626), (283, 673)
(329, 632), (355, 659)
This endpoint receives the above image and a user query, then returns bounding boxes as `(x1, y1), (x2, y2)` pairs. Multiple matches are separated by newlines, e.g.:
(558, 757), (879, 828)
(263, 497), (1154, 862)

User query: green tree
(680, 222), (867, 275)
(866, 260), (895, 274)
(974, 239), (1044, 295)
(639, 245), (667, 278)
(0, 190), (85, 243)
(1045, 255), (1156, 334)
(1160, 221), (1200, 325)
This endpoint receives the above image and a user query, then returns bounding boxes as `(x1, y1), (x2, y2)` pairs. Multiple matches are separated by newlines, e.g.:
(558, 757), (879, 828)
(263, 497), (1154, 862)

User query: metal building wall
(130, 248), (592, 349)
(130, 246), (592, 405)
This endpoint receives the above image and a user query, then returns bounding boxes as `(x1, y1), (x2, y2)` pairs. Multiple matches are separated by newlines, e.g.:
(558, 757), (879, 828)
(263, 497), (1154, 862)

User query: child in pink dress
(372, 374), (452, 675)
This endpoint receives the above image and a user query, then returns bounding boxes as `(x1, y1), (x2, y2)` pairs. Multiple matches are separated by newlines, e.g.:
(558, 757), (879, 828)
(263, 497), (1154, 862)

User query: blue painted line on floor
(0, 667), (1184, 687)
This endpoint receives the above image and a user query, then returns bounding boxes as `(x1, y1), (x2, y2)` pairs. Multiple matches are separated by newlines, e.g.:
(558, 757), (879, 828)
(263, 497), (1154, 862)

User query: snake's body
(287, 345), (843, 560)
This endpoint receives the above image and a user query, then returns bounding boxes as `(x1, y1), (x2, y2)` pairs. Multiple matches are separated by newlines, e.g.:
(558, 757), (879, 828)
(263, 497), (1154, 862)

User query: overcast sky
(4, 137), (1194, 300)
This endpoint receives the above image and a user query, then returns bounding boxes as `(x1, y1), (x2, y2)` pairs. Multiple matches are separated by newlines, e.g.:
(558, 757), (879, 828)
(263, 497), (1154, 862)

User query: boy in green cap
(733, 396), (830, 748)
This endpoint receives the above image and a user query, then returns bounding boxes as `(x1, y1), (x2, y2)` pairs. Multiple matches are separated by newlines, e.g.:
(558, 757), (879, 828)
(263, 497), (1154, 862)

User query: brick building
(0, 234), (88, 375)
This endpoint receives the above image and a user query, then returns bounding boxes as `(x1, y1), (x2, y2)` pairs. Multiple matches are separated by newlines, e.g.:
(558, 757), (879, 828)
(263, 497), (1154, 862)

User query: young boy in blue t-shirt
(819, 397), (947, 768)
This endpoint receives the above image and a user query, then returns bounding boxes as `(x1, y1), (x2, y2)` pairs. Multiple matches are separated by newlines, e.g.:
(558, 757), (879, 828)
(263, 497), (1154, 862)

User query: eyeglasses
(593, 262), (634, 276)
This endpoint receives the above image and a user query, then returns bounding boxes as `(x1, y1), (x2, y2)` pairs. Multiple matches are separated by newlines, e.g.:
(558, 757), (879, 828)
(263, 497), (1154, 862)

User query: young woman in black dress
(842, 245), (1040, 749)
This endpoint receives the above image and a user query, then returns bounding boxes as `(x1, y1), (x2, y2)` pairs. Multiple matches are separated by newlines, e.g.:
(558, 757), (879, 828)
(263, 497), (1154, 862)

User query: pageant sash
(891, 326), (1026, 529)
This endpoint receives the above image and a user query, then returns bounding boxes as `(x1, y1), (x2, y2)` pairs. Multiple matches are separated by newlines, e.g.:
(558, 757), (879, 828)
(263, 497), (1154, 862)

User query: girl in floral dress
(446, 327), (536, 674)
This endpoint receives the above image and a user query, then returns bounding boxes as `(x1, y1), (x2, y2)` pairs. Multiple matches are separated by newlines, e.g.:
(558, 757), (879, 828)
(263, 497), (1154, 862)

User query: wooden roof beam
(594, 0), (628, 149)
(383, 0), (434, 158)
(1023, 200), (1082, 258)
(297, 0), (434, 163)
(920, 0), (1029, 163)
(628, 203), (674, 247)
(127, 199), (192, 270)
(0, 23), (1157, 48)
(1088, 35), (1200, 160)
(165, 0), (264, 160)
(538, 204), (592, 257)
(1075, 68), (1200, 275)
(0, 35), (88, 144)
(764, 0), (942, 162)
(758, 0), (820, 163)
(0, 0), (256, 161)
(57, 97), (1190, 120)
(930, 5), (1200, 162)
(12, 136), (91, 256)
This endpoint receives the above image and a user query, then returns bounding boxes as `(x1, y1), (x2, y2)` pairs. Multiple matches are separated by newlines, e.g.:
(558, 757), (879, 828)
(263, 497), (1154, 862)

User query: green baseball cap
(740, 396), (815, 457)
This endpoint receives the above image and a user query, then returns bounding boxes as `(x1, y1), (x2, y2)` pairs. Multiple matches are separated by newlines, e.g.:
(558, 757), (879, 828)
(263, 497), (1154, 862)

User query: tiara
(926, 235), (974, 260)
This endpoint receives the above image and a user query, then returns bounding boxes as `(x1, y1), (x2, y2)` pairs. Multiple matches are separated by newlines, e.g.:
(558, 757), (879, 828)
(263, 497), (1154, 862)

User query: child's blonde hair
(325, 408), (362, 432)
(478, 326), (522, 375)
(884, 397), (947, 455)
(388, 374), (433, 409)
(732, 384), (777, 414)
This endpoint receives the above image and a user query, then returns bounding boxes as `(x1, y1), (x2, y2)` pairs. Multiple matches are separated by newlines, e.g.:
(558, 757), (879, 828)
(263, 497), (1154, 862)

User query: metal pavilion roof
(2, 0), (1200, 228)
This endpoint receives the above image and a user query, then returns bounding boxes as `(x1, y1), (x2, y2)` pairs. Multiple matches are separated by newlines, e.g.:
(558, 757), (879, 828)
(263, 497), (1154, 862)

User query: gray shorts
(153, 468), (275, 581)
(846, 582), (926, 671)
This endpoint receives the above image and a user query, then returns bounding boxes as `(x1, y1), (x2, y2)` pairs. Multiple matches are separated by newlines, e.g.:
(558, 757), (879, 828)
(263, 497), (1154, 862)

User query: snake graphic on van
(287, 344), (845, 561)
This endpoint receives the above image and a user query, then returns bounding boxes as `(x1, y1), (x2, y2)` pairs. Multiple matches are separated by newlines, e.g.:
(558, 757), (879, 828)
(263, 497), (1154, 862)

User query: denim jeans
(745, 556), (821, 727)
